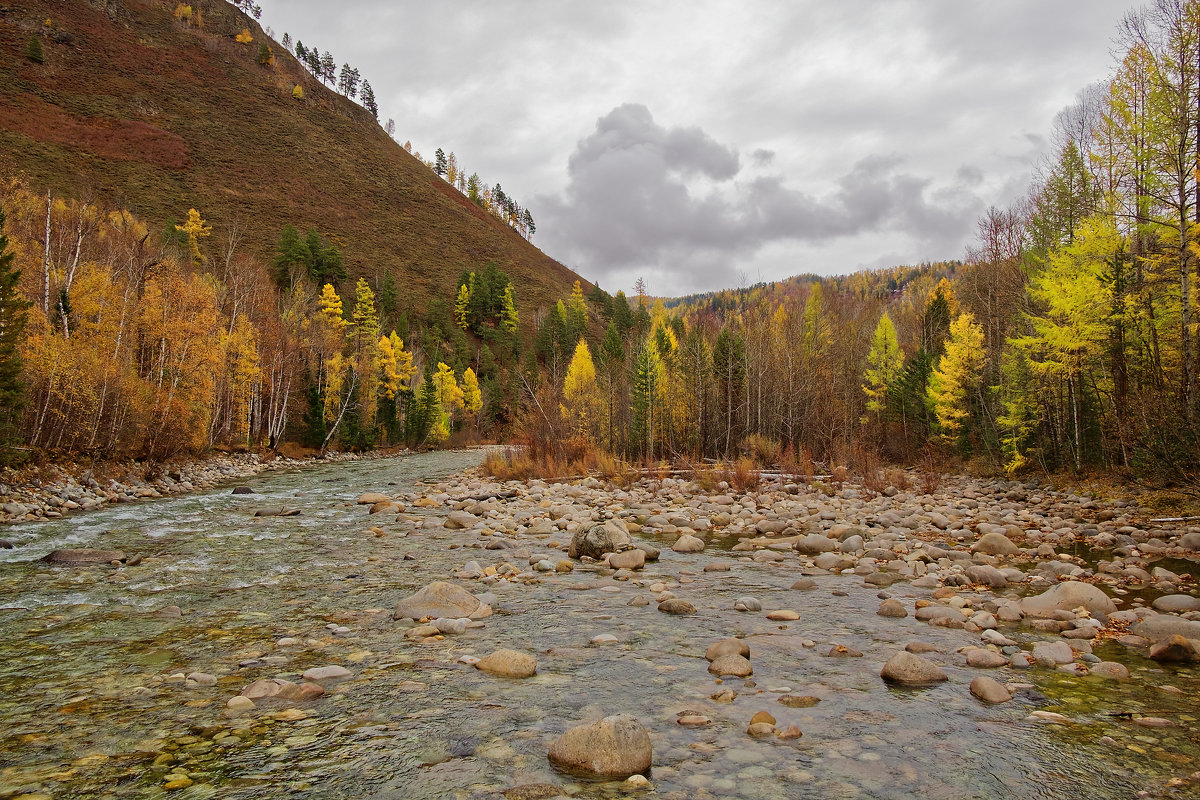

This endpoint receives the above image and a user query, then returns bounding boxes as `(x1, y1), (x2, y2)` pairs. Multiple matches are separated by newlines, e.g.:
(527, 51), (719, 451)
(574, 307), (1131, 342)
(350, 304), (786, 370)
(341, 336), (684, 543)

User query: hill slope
(0, 0), (586, 318)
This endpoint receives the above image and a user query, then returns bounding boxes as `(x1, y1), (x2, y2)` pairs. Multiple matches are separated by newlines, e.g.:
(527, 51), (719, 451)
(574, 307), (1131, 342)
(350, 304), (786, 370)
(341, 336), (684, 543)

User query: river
(0, 450), (1196, 799)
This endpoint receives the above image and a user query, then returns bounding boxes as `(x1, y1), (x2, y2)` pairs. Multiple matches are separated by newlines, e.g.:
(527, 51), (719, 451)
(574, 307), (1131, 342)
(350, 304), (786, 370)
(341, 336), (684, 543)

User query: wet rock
(827, 644), (863, 657)
(393, 581), (483, 620)
(231, 486), (254, 495)
(240, 678), (297, 700)
(155, 605), (183, 618)
(677, 713), (711, 726)
(964, 648), (1008, 668)
(42, 548), (125, 564)
(1148, 634), (1200, 663)
(877, 599), (907, 618)
(1021, 581), (1116, 617)
(791, 578), (818, 590)
(880, 651), (948, 685)
(0, 538), (12, 549)
(1031, 641), (1074, 665)
(1090, 661), (1129, 679)
(253, 506), (300, 517)
(547, 715), (652, 779)
(705, 638), (750, 661)
(302, 665), (352, 682)
(1152, 594), (1200, 613)
(476, 649), (537, 678)
(1131, 615), (1200, 641)
(708, 654), (753, 677)
(569, 522), (632, 560)
(766, 609), (800, 621)
(964, 564), (1008, 588)
(609, 550), (645, 571)
(226, 695), (255, 713)
(185, 672), (217, 686)
(734, 596), (762, 612)
(672, 534), (705, 553)
(778, 694), (820, 708)
(658, 599), (696, 614)
(970, 676), (1012, 704)
(503, 784), (564, 800)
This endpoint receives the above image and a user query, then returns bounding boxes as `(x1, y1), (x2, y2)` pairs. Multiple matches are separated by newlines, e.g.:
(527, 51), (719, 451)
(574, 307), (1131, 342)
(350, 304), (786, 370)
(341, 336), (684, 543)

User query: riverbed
(0, 451), (1198, 799)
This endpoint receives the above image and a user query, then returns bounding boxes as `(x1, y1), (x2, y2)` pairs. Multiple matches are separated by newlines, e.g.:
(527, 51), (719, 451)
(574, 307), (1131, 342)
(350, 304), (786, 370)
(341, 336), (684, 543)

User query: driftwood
(1149, 516), (1200, 523)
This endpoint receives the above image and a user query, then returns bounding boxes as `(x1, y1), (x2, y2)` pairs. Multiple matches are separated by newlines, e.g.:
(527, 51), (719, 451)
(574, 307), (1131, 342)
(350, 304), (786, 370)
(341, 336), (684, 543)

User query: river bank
(0, 449), (411, 530)
(2, 452), (1200, 798)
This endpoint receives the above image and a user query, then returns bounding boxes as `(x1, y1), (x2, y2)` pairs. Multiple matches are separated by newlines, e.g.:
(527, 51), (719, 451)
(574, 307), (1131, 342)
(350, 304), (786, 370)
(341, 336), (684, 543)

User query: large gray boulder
(569, 521), (632, 560)
(547, 714), (652, 779)
(794, 534), (839, 555)
(1132, 614), (1200, 641)
(1021, 581), (1115, 617)
(393, 581), (484, 620)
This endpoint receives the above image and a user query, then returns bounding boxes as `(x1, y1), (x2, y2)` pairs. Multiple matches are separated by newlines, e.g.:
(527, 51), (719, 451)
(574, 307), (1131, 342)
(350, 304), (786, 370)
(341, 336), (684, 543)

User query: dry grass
(885, 468), (912, 491)
(743, 434), (781, 467)
(480, 442), (631, 483)
(723, 456), (760, 493)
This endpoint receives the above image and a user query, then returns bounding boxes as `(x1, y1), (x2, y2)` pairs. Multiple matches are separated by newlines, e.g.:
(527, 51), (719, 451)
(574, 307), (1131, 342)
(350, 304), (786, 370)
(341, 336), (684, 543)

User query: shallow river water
(0, 451), (1198, 799)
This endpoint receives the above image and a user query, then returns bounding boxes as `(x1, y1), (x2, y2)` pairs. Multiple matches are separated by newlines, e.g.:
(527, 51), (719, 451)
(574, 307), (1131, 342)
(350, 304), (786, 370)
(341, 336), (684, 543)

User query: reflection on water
(0, 451), (1196, 799)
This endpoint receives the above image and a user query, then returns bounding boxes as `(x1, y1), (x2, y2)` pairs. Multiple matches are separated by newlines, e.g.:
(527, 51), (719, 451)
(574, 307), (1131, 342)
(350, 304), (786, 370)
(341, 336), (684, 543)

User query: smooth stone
(569, 521), (633, 560)
(970, 676), (1012, 704)
(357, 492), (389, 505)
(42, 548), (125, 564)
(1152, 594), (1200, 613)
(302, 665), (352, 682)
(971, 533), (1019, 556)
(705, 638), (750, 661)
(791, 578), (817, 590)
(476, 649), (538, 678)
(1090, 661), (1130, 679)
(609, 550), (646, 571)
(672, 534), (706, 553)
(877, 599), (907, 618)
(708, 654), (753, 677)
(393, 581), (483, 620)
(547, 714), (652, 779)
(1021, 581), (1116, 617)
(658, 599), (697, 615)
(777, 695), (820, 708)
(1031, 641), (1074, 665)
(766, 609), (799, 621)
(880, 651), (948, 685)
(734, 596), (762, 612)
(1148, 635), (1200, 663)
(965, 649), (1009, 668)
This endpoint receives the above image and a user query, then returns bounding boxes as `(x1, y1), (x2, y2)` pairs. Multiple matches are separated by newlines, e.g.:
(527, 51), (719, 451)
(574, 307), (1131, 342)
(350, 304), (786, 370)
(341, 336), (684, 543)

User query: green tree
(0, 210), (30, 463)
(271, 224), (310, 287)
(500, 285), (519, 333)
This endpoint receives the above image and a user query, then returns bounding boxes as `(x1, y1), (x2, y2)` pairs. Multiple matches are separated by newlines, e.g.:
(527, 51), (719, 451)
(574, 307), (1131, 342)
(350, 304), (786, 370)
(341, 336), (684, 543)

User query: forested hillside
(505, 0), (1200, 486)
(0, 0), (589, 461)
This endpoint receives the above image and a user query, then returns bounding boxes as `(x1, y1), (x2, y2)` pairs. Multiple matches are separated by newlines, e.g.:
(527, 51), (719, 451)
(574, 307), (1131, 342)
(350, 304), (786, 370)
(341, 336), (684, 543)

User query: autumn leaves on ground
(0, 0), (1199, 506)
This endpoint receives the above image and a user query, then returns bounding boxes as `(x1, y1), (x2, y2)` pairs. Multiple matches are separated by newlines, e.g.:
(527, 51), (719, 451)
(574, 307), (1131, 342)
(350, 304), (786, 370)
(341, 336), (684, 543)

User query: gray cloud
(538, 105), (983, 290)
(257, 0), (1133, 294)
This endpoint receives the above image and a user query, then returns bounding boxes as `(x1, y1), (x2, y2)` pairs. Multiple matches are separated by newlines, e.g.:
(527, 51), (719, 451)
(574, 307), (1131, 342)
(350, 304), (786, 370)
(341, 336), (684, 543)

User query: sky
(257, 0), (1134, 297)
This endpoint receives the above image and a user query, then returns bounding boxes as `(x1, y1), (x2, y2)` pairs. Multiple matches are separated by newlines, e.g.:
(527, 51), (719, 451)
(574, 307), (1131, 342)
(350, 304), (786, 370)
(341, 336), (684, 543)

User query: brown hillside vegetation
(0, 0), (586, 319)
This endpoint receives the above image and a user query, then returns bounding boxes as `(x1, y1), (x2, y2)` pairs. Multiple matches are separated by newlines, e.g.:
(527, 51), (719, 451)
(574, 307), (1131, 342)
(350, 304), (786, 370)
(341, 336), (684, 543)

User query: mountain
(0, 0), (586, 318)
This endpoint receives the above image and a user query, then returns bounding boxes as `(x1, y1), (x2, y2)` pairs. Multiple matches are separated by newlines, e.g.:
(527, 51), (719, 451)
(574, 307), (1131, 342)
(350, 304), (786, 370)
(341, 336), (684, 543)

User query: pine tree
(434, 148), (447, 177)
(361, 80), (377, 118)
(0, 210), (30, 463)
(271, 224), (310, 287)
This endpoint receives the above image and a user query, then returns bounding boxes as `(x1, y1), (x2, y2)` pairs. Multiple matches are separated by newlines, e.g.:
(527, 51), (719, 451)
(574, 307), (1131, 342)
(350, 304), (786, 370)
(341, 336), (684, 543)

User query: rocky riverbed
(1, 452), (1199, 799)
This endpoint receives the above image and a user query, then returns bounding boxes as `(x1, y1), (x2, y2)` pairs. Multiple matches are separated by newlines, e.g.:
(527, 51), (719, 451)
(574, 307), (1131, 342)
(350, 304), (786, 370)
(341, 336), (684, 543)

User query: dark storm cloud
(537, 105), (982, 288)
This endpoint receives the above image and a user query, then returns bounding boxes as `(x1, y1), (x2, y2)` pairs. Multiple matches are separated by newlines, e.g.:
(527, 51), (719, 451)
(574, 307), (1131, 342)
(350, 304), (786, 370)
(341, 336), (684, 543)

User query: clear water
(0, 452), (1197, 799)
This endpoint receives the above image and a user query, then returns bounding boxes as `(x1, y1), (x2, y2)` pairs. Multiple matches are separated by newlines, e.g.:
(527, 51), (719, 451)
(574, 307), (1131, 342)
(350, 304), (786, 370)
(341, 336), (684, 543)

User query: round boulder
(1021, 581), (1116, 617)
(475, 649), (537, 678)
(880, 651), (948, 685)
(569, 521), (633, 560)
(547, 714), (652, 779)
(393, 581), (483, 620)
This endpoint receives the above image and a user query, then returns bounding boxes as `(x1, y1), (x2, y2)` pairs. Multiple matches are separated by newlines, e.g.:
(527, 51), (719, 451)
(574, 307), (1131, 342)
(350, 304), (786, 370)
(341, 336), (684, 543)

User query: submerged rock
(42, 548), (125, 564)
(880, 651), (948, 685)
(969, 676), (1012, 704)
(393, 581), (484, 620)
(475, 649), (537, 678)
(547, 714), (652, 779)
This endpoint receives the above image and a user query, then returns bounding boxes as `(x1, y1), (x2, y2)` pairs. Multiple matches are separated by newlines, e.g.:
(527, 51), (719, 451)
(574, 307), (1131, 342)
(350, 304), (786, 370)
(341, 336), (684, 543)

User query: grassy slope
(0, 0), (586, 321)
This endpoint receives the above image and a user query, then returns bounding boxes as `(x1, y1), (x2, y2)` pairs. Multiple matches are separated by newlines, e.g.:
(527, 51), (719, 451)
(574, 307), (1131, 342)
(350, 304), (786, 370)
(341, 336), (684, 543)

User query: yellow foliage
(377, 335), (399, 400)
(175, 208), (211, 264)
(433, 361), (465, 417)
(928, 312), (986, 438)
(563, 339), (600, 439)
(462, 367), (482, 415)
(235, 28), (253, 44)
(389, 331), (415, 389)
(292, 85), (304, 100)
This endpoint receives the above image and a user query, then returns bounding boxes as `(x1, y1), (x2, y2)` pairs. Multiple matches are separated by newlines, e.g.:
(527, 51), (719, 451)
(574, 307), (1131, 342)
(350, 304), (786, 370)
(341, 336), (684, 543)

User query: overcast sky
(257, 0), (1133, 296)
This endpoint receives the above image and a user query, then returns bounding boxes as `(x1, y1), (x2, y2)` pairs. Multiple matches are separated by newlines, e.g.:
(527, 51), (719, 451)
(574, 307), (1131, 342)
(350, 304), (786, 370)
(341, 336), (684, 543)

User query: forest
(1, 0), (1199, 491)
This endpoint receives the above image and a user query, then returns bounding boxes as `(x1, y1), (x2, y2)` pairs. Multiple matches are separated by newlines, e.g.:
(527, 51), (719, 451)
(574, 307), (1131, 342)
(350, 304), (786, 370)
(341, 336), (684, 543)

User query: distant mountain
(0, 0), (586, 319)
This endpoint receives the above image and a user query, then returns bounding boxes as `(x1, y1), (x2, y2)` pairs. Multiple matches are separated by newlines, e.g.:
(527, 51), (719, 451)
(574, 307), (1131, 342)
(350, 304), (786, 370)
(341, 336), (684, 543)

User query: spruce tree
(0, 210), (30, 463)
